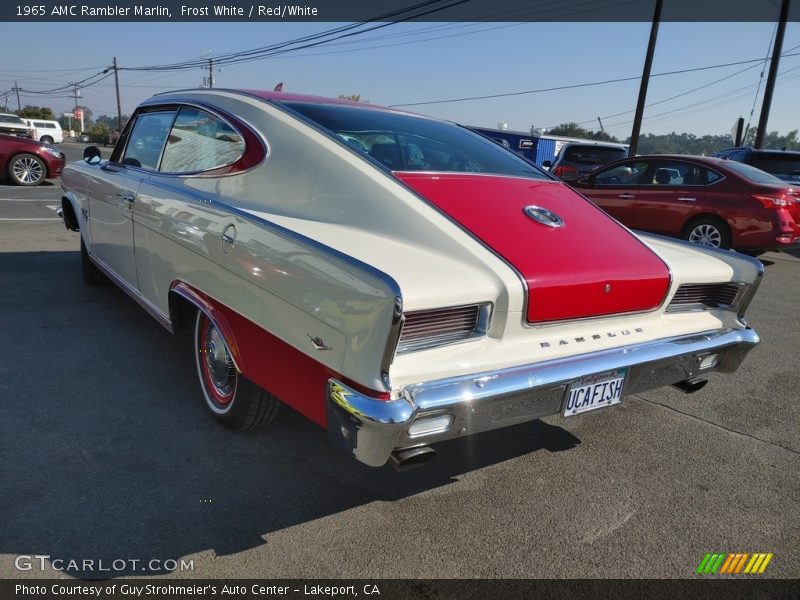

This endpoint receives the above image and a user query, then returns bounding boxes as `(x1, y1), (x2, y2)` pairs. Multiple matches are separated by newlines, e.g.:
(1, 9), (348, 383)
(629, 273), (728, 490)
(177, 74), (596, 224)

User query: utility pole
(628, 0), (663, 157)
(755, 0), (791, 149)
(207, 56), (214, 88)
(70, 84), (84, 133)
(13, 81), (21, 111)
(113, 57), (123, 133)
(597, 117), (605, 134)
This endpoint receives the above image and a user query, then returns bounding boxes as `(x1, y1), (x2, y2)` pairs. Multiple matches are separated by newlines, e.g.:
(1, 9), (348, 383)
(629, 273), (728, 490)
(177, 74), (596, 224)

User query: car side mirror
(83, 146), (102, 165)
(542, 160), (552, 169)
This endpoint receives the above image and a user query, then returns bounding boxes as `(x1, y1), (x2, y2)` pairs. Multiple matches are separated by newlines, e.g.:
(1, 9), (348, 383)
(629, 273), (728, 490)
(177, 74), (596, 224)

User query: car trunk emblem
(523, 205), (564, 228)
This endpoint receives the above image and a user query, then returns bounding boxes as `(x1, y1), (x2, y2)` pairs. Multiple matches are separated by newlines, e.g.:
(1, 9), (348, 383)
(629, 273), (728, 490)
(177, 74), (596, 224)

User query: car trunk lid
(395, 172), (671, 323)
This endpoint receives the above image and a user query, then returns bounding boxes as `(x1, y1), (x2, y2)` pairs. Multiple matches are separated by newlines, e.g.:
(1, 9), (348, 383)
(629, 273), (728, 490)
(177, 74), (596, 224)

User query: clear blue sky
(2, 20), (799, 139)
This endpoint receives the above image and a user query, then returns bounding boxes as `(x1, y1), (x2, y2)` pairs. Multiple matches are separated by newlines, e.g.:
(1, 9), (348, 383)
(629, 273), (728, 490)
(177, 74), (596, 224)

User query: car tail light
(752, 193), (797, 208)
(397, 303), (491, 354)
(552, 165), (578, 179)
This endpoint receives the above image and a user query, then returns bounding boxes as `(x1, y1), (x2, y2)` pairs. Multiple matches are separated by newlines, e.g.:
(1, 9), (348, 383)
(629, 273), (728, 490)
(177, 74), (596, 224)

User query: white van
(24, 119), (63, 144)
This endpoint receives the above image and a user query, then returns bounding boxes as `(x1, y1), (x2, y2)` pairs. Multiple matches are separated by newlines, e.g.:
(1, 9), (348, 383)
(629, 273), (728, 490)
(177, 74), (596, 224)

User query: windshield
(280, 101), (548, 180)
(749, 153), (800, 182)
(723, 159), (787, 185)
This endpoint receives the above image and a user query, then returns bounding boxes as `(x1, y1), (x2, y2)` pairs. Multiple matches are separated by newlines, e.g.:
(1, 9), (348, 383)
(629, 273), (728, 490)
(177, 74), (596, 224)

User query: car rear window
(722, 160), (787, 185)
(749, 153), (800, 182)
(562, 145), (627, 165)
(279, 101), (548, 180)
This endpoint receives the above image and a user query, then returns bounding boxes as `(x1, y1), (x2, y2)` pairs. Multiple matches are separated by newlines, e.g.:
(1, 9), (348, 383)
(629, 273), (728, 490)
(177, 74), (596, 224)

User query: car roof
(715, 146), (800, 156)
(152, 88), (401, 114)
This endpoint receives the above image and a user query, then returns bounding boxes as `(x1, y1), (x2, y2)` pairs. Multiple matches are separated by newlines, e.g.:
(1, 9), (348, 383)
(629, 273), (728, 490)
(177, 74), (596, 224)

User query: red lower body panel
(172, 282), (388, 427)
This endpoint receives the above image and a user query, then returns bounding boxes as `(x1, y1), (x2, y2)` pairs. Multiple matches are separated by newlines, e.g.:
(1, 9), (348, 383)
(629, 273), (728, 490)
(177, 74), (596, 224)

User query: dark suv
(545, 142), (629, 180)
(712, 147), (800, 184)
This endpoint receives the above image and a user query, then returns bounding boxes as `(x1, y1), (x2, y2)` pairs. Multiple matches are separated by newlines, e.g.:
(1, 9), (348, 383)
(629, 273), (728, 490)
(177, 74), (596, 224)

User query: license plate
(563, 369), (627, 417)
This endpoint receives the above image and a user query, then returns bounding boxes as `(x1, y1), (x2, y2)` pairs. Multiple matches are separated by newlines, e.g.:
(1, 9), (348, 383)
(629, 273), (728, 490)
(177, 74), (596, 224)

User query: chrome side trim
(88, 250), (174, 334)
(327, 327), (759, 467)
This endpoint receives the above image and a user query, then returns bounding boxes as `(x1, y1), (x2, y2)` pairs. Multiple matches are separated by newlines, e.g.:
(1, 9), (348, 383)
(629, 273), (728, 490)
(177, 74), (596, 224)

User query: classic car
(59, 90), (763, 469)
(569, 154), (800, 251)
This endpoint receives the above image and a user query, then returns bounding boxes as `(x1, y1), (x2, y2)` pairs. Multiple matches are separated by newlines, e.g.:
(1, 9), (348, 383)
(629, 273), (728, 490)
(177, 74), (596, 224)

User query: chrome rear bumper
(326, 327), (759, 467)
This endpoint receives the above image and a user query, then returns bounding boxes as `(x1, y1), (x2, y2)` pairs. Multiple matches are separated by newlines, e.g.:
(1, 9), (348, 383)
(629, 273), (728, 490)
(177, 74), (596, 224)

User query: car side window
(160, 107), (245, 173)
(595, 161), (649, 185)
(121, 111), (177, 170)
(706, 169), (723, 184)
(645, 161), (703, 186)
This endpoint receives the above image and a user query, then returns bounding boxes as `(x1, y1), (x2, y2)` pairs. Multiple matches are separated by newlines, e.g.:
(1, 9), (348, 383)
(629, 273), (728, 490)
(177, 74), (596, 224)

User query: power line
(389, 51), (800, 107)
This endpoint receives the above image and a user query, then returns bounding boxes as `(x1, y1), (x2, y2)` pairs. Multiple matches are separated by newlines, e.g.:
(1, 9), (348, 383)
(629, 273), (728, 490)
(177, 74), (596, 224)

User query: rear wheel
(194, 311), (279, 431)
(40, 136), (54, 145)
(682, 217), (731, 250)
(80, 238), (108, 286)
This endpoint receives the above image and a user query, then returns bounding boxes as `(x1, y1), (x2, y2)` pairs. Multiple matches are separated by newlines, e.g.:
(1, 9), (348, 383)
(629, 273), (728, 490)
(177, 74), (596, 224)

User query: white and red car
(60, 90), (762, 469)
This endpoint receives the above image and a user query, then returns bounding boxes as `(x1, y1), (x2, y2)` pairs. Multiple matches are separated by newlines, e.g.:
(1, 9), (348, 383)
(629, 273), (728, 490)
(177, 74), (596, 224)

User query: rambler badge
(523, 205), (565, 228)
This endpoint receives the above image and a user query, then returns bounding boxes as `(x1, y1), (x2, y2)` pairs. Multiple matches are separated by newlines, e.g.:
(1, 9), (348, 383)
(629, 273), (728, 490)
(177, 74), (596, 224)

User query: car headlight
(43, 146), (63, 159)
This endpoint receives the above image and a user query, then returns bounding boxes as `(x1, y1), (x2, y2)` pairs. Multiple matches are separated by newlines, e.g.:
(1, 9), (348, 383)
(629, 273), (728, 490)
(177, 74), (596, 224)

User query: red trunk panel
(395, 173), (670, 323)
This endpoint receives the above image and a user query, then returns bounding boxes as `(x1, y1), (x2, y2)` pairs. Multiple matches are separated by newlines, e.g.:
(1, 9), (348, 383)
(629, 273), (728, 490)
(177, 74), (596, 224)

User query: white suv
(24, 118), (63, 144)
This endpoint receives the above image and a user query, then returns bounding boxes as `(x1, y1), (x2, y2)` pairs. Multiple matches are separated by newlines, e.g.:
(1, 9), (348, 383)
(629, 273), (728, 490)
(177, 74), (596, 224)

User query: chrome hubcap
(13, 157), (43, 184)
(688, 224), (721, 248)
(204, 325), (235, 397)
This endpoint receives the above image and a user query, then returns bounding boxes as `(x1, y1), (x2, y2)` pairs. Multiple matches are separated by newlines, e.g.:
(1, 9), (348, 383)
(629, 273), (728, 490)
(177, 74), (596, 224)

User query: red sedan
(0, 133), (65, 186)
(569, 154), (799, 251)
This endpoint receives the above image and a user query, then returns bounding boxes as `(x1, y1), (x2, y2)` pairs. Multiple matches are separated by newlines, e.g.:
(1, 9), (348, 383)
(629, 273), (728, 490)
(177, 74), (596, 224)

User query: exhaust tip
(389, 446), (435, 471)
(673, 378), (708, 394)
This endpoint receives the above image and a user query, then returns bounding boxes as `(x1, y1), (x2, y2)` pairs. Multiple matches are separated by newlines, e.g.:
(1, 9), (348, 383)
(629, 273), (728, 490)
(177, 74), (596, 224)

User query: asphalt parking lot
(1, 142), (798, 580)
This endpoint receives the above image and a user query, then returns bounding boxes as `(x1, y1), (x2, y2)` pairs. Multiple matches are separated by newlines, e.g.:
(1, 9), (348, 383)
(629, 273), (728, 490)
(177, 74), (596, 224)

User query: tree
(17, 105), (55, 120)
(96, 114), (130, 131)
(742, 127), (800, 150)
(548, 122), (620, 143)
(89, 122), (111, 143)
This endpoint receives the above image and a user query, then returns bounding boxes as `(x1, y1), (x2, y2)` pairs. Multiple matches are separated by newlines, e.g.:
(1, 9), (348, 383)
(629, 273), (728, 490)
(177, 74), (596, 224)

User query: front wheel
(194, 311), (279, 431)
(683, 217), (732, 250)
(8, 153), (46, 186)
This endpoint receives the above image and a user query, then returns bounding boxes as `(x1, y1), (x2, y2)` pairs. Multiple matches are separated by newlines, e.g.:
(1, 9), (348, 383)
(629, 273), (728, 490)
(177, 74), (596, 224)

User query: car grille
(397, 304), (488, 354)
(667, 283), (743, 311)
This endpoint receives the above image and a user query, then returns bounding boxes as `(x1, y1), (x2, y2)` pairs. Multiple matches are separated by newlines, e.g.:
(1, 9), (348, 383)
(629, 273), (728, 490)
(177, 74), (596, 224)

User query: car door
(88, 109), (177, 289)
(574, 160), (650, 227)
(633, 159), (706, 237)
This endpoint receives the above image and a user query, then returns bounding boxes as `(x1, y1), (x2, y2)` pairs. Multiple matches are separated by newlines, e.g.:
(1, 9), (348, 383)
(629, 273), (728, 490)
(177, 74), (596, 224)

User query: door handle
(116, 192), (135, 202)
(677, 197), (696, 202)
(618, 193), (635, 199)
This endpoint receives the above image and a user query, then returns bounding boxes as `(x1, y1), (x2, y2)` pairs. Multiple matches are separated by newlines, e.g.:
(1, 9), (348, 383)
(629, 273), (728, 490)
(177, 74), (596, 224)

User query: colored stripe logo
(696, 552), (773, 574)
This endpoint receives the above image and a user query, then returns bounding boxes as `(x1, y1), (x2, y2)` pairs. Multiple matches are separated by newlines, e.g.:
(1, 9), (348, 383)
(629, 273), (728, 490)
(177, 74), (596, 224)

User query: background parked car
(570, 154), (799, 251)
(544, 141), (629, 180)
(23, 118), (64, 144)
(77, 132), (91, 143)
(0, 113), (33, 138)
(0, 133), (65, 186)
(713, 147), (800, 184)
